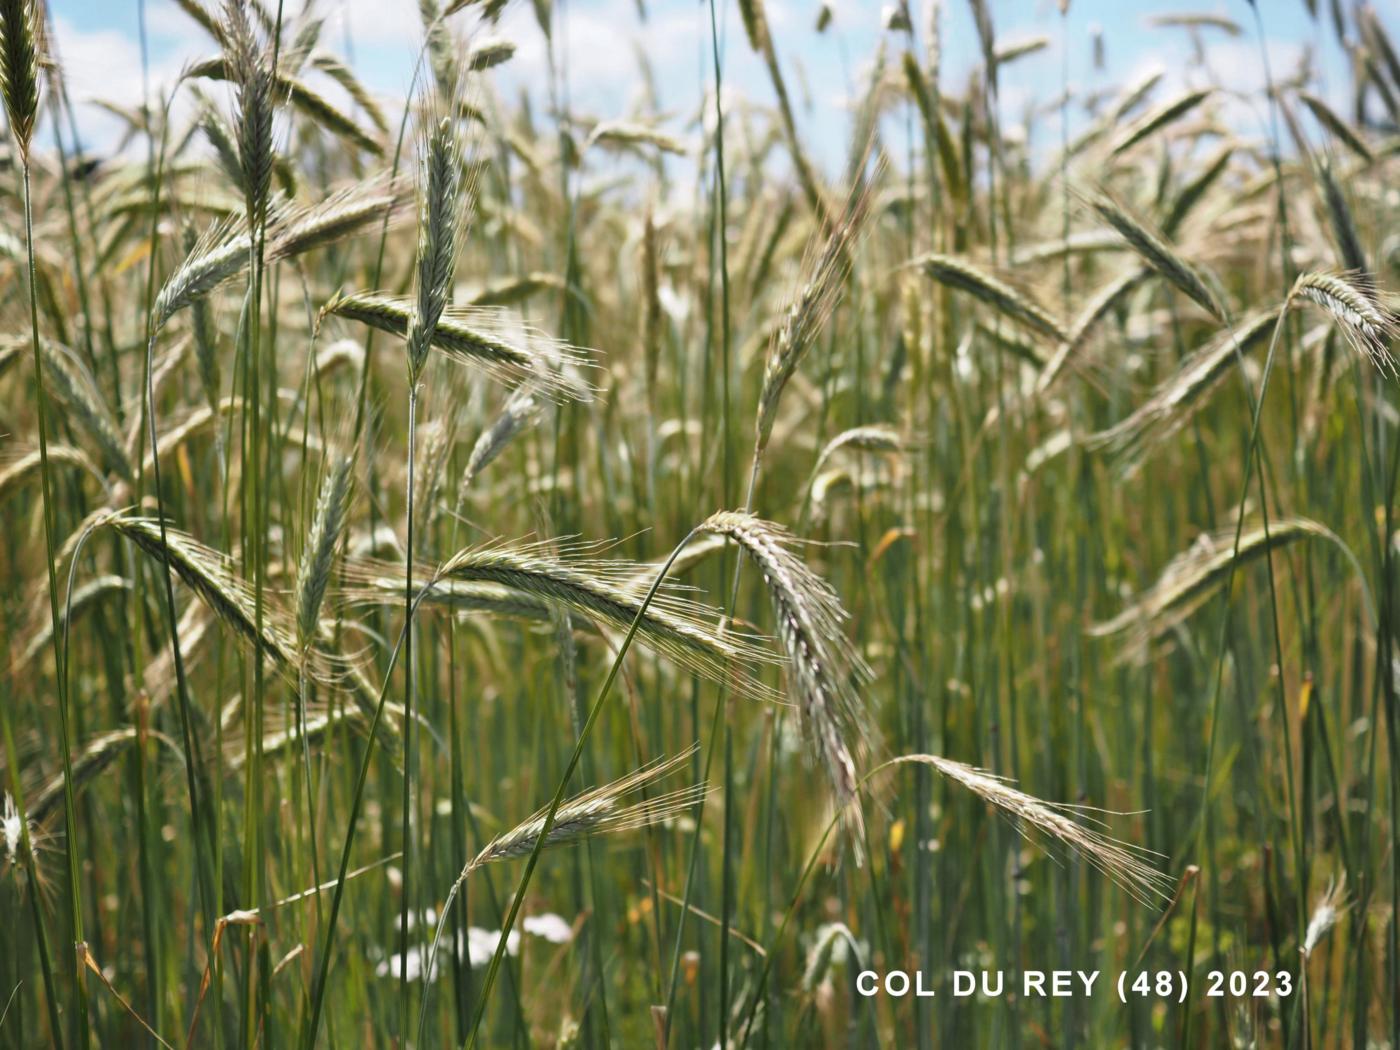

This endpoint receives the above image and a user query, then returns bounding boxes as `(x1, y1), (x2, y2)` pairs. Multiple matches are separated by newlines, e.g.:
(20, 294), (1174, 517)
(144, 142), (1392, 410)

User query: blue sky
(43, 0), (1357, 168)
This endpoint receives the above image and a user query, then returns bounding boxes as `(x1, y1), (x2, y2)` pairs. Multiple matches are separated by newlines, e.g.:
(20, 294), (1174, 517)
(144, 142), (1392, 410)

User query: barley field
(2, 0), (1399, 1045)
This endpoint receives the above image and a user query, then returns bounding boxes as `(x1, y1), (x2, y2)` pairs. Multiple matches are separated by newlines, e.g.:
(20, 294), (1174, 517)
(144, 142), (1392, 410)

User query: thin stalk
(399, 384), (419, 1038)
(19, 148), (90, 1050)
(707, 1), (737, 1045)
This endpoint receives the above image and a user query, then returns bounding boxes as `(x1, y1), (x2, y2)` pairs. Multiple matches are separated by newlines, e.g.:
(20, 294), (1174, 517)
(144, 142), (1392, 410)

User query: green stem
(20, 151), (89, 1050)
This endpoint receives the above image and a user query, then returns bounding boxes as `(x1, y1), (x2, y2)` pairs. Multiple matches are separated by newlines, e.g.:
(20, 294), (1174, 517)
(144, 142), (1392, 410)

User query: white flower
(3, 793), (24, 865)
(466, 926), (520, 965)
(376, 947), (427, 981)
(374, 924), (523, 982)
(523, 912), (573, 944)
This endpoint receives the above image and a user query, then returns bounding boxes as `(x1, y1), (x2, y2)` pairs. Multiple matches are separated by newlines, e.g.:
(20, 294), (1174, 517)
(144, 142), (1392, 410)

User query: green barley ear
(755, 183), (872, 457)
(1086, 306), (1283, 475)
(1091, 518), (1342, 664)
(109, 514), (309, 680)
(1107, 87), (1212, 157)
(913, 252), (1068, 342)
(458, 386), (543, 495)
(737, 0), (770, 53)
(1291, 270), (1396, 373)
(295, 446), (357, 648)
(1314, 157), (1368, 276)
(222, 0), (274, 223)
(30, 728), (142, 827)
(1163, 143), (1233, 236)
(40, 342), (134, 482)
(321, 291), (590, 400)
(1297, 91), (1373, 163)
(415, 747), (705, 1002)
(159, 185), (403, 333)
(698, 511), (873, 850)
(1033, 268), (1147, 400)
(266, 176), (408, 261)
(386, 536), (778, 690)
(809, 424), (904, 479)
(1363, 7), (1400, 97)
(467, 34), (514, 71)
(1079, 186), (1225, 322)
(407, 112), (466, 383)
(153, 220), (251, 333)
(174, 0), (226, 45)
(886, 754), (1173, 903)
(0, 0), (41, 160)
(469, 747), (706, 871)
(10, 573), (128, 676)
(802, 923), (862, 994)
(642, 210), (662, 409)
(182, 222), (223, 416)
(419, 0), (460, 97)
(0, 445), (103, 507)
(969, 0), (995, 79)
(191, 84), (243, 185)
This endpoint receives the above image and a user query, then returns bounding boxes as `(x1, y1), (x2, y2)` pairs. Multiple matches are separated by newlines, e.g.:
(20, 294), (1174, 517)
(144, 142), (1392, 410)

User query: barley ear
(295, 447), (357, 647)
(698, 511), (873, 852)
(223, 0), (274, 223)
(0, 0), (41, 159)
(755, 183), (871, 457)
(408, 112), (466, 383)
(1079, 187), (1225, 322)
(1291, 270), (1396, 373)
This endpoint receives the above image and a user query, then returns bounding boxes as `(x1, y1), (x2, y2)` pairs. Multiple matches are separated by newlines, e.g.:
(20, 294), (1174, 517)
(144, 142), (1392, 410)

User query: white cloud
(492, 0), (699, 118)
(49, 16), (189, 153)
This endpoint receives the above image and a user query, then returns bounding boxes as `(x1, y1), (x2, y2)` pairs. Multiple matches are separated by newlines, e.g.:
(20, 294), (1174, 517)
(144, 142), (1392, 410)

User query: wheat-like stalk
(10, 575), (130, 676)
(1147, 12), (1241, 34)
(1314, 157), (1368, 275)
(809, 424), (904, 479)
(884, 754), (1173, 904)
(40, 342), (134, 482)
(1090, 518), (1340, 662)
(912, 252), (1068, 342)
(1293, 271), (1395, 372)
(697, 511), (872, 837)
(321, 291), (590, 399)
(466, 271), (566, 307)
(310, 48), (389, 133)
(0, 445), (105, 504)
(1080, 187), (1225, 321)
(110, 515), (307, 678)
(405, 112), (466, 382)
(1034, 268), (1147, 398)
(801, 922), (862, 993)
(417, 748), (705, 995)
(153, 221), (251, 332)
(458, 386), (543, 494)
(29, 729), (141, 827)
(1108, 87), (1212, 156)
(1086, 305), (1283, 473)
(351, 538), (777, 690)
(267, 177), (407, 260)
(585, 119), (690, 156)
(0, 0), (41, 159)
(755, 188), (871, 456)
(221, 0), (273, 221)
(474, 752), (704, 868)
(1164, 142), (1234, 235)
(295, 448), (356, 647)
(1298, 91), (1373, 163)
